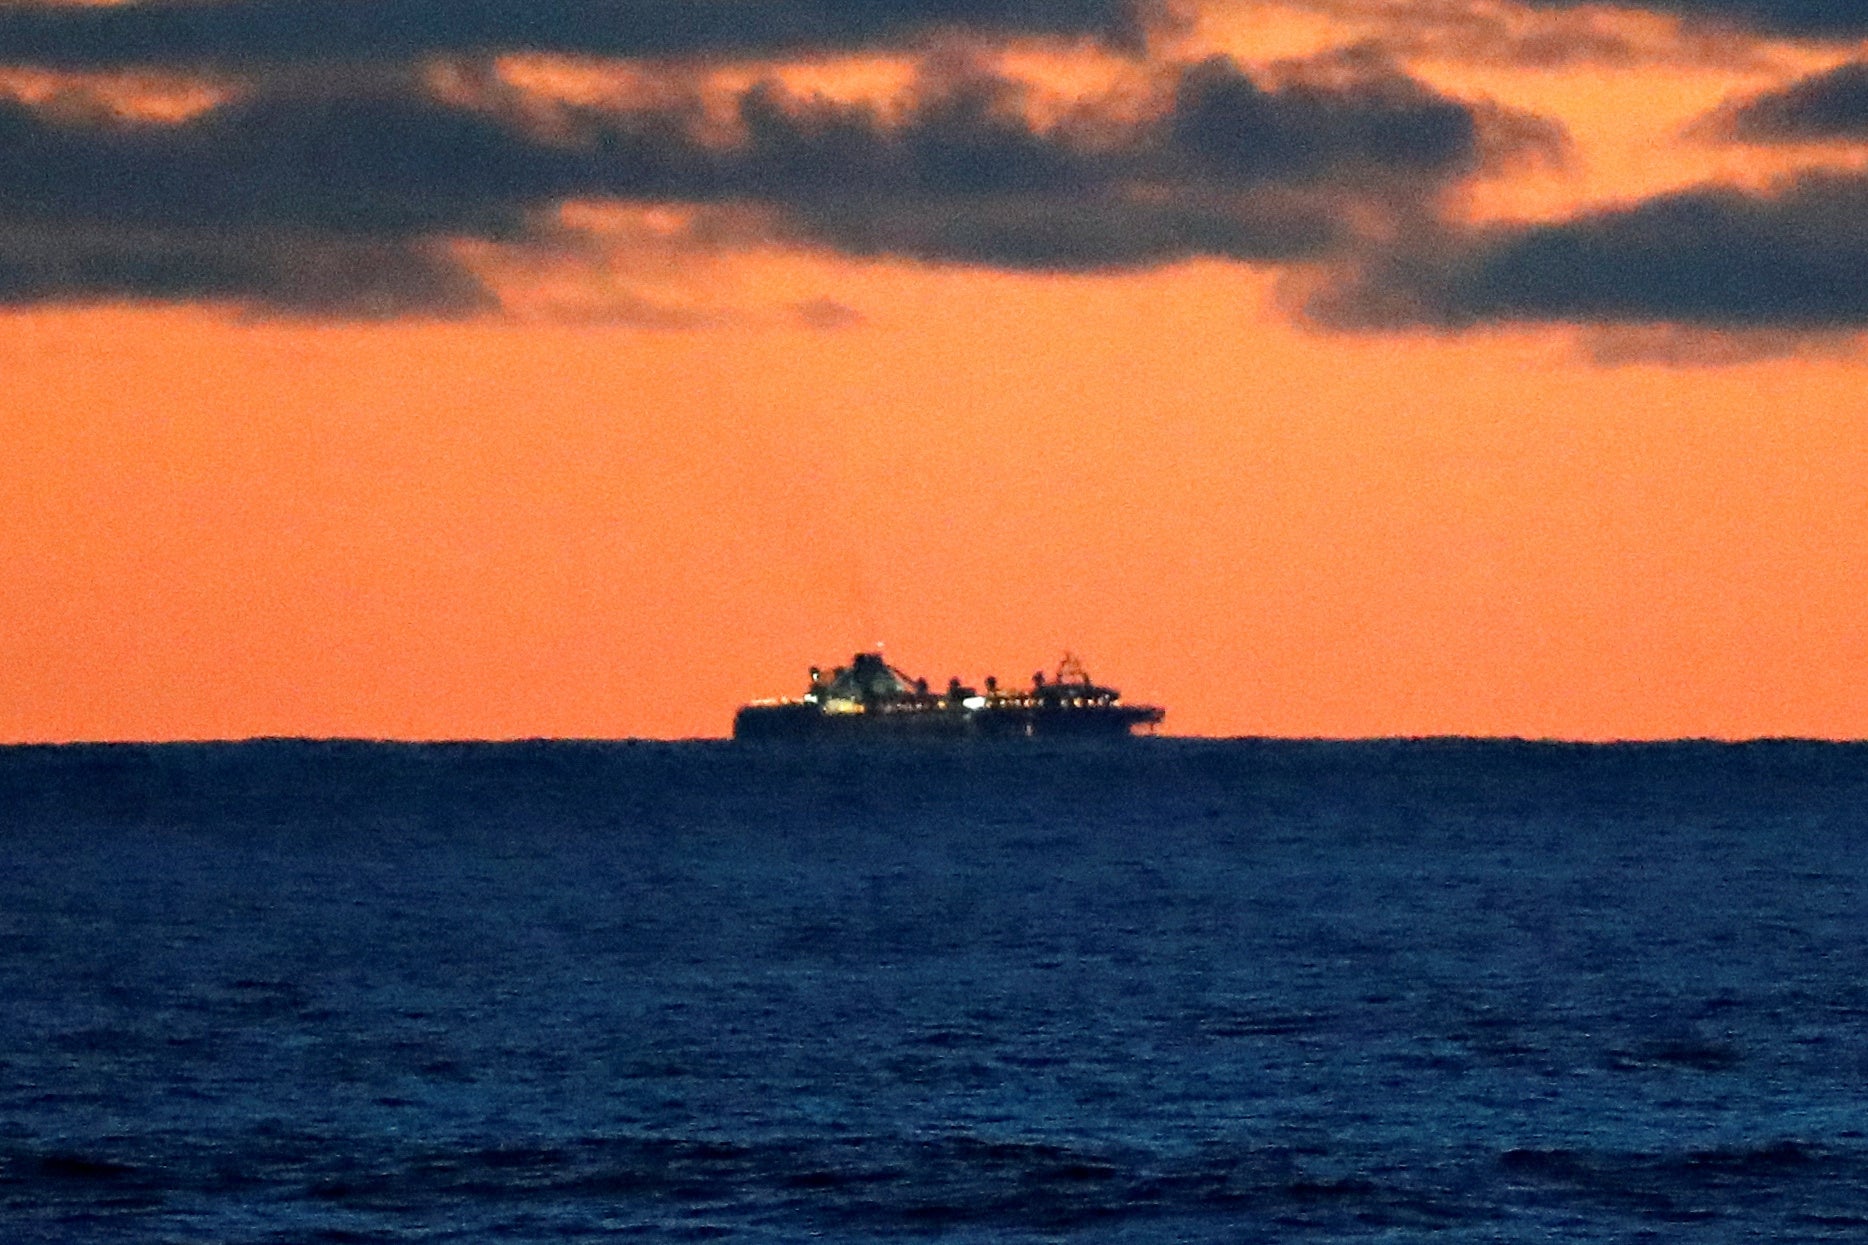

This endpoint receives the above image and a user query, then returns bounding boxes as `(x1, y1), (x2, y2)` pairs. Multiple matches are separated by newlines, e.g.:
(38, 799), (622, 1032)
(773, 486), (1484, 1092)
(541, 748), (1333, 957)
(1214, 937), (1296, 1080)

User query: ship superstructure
(733, 652), (1164, 740)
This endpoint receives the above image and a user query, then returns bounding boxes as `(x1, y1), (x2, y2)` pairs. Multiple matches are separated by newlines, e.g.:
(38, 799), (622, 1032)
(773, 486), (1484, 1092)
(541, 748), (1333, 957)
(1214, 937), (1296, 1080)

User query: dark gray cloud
(0, 224), (494, 316)
(1169, 55), (1488, 182)
(1519, 1), (1868, 37)
(0, 57), (1542, 312)
(1719, 61), (1868, 141)
(0, 0), (1157, 71)
(1314, 172), (1868, 329)
(701, 59), (1543, 268)
(0, 89), (567, 238)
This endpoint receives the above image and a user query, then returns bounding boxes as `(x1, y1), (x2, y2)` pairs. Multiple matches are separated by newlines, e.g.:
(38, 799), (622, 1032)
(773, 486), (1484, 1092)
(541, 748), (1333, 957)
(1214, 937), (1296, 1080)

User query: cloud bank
(0, 0), (1163, 70)
(1520, 0), (1868, 37)
(0, 0), (1861, 348)
(1314, 171), (1868, 330)
(1306, 48), (1868, 339)
(0, 57), (1550, 314)
(1719, 61), (1868, 141)
(10, 0), (1867, 74)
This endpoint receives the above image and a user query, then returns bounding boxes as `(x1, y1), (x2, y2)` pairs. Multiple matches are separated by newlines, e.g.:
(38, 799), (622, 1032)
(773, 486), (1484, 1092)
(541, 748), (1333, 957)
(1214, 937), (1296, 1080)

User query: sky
(2, 0), (1866, 742)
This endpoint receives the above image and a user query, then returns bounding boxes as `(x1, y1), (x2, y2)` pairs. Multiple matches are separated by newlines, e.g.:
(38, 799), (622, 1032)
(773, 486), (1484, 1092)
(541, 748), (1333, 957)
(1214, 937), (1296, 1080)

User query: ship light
(962, 695), (987, 710)
(803, 693), (819, 704)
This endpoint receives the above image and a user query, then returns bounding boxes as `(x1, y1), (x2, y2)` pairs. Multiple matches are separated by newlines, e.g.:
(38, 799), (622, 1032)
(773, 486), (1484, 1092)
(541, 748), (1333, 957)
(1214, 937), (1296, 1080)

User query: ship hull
(733, 703), (1161, 741)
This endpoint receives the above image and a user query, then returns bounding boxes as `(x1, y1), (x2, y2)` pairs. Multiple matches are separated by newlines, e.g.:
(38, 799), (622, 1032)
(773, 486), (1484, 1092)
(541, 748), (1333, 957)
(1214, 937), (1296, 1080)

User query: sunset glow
(2, 0), (1866, 741)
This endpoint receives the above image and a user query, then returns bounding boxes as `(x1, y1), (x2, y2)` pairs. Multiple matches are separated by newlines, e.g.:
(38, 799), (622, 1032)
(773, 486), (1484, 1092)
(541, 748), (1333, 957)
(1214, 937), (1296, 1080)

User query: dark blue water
(3, 739), (1867, 1241)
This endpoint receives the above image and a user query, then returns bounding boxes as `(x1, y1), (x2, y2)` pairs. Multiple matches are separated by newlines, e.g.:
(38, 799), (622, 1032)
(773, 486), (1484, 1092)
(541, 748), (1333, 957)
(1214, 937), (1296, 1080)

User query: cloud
(1576, 323), (1860, 364)
(1274, 0), (1778, 70)
(0, 222), (494, 317)
(0, 86), (567, 238)
(1168, 54), (1493, 183)
(1517, 1), (1868, 38)
(694, 57), (1553, 270)
(1716, 60), (1868, 141)
(791, 295), (867, 327)
(0, 57), (1549, 313)
(0, 0), (1162, 71)
(1311, 171), (1868, 331)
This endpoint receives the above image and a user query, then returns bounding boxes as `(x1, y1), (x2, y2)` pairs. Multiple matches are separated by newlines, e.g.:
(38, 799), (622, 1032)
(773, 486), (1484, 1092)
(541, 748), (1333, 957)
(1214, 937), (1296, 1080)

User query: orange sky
(2, 2), (1866, 741)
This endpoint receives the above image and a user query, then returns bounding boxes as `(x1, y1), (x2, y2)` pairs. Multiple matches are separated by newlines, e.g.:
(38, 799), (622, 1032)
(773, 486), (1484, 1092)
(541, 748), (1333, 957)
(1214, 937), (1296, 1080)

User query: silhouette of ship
(733, 652), (1164, 741)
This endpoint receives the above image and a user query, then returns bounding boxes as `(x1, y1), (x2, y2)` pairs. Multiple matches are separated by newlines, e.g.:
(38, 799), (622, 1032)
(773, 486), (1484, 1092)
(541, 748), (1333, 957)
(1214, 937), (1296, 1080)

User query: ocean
(2, 738), (1866, 1242)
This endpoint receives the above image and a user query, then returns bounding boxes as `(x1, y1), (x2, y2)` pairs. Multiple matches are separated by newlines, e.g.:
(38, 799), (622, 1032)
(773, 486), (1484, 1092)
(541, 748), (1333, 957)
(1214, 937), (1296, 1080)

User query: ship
(733, 651), (1164, 741)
